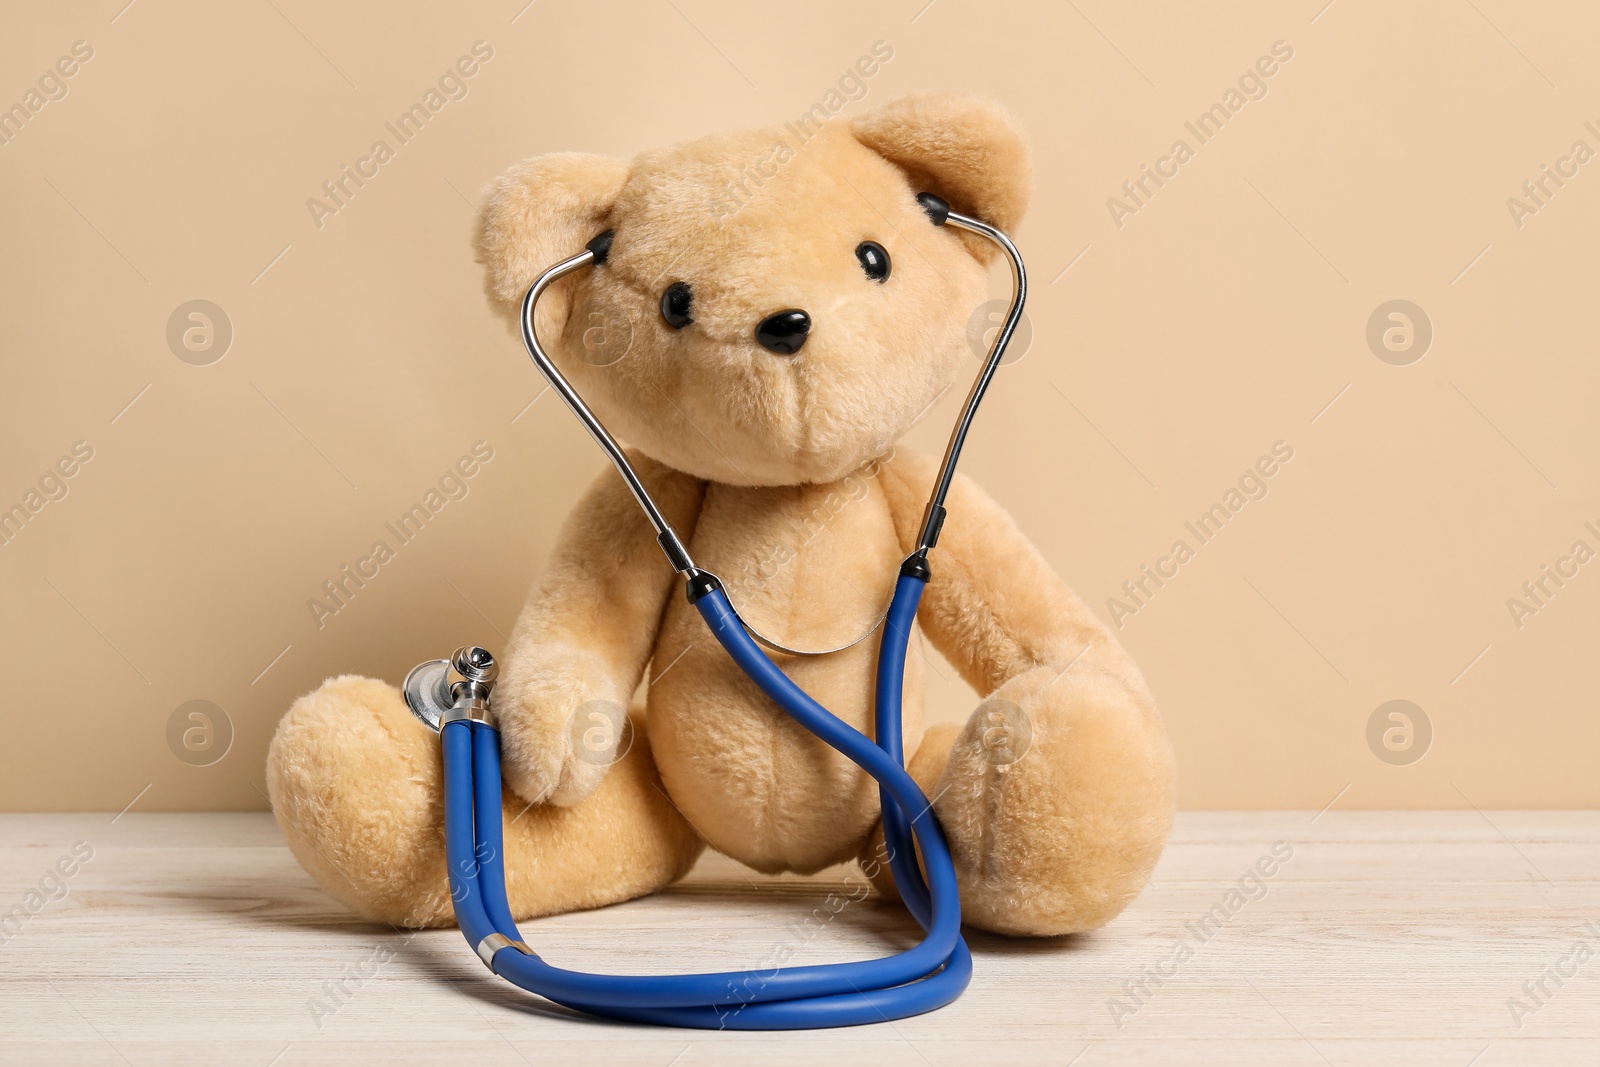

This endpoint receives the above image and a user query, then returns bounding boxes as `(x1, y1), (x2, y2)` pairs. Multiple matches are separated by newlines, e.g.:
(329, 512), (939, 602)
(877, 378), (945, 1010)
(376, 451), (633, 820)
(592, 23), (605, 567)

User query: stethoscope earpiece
(915, 191), (951, 225)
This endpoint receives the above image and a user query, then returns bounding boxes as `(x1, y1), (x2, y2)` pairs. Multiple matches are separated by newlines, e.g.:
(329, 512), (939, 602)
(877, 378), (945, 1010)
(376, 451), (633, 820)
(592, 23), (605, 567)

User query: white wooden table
(2, 812), (1596, 1065)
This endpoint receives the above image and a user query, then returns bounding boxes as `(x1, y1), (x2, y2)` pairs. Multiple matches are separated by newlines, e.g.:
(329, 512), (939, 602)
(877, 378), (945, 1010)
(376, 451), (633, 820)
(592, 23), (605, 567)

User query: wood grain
(1, 812), (1596, 1065)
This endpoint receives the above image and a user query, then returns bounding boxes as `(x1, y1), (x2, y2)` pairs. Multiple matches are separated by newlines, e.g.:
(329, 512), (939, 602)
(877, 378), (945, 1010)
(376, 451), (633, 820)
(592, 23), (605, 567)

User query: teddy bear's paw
(930, 663), (1175, 937)
(493, 642), (636, 808)
(267, 675), (706, 927)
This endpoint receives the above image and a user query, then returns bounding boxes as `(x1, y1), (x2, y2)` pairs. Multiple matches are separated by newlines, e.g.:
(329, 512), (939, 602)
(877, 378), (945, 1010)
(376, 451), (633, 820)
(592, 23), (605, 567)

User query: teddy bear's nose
(754, 309), (810, 355)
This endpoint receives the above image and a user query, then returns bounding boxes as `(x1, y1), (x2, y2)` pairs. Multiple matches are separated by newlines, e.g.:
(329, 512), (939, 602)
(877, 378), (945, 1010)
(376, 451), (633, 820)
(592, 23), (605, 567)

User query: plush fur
(267, 93), (1175, 937)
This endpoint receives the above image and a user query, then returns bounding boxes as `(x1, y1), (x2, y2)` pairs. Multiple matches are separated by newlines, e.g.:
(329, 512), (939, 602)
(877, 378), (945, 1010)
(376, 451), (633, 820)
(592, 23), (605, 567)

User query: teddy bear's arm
(878, 450), (1140, 690)
(494, 450), (705, 807)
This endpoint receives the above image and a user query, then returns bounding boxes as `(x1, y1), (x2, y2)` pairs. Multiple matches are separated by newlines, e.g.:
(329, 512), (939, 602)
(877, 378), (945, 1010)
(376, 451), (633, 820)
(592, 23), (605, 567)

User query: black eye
(856, 241), (890, 283)
(660, 282), (693, 329)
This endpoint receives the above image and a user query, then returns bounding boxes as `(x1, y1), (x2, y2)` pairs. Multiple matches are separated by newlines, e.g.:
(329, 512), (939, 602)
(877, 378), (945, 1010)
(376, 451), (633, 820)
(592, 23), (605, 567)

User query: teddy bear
(266, 92), (1175, 939)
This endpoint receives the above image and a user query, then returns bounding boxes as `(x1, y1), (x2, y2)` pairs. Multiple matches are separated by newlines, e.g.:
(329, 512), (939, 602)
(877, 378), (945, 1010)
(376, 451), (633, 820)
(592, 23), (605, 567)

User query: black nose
(755, 309), (810, 355)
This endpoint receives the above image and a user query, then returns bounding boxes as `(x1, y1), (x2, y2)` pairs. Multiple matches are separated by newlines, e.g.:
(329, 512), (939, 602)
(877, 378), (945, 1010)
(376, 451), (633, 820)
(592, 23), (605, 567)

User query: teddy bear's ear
(852, 93), (1031, 241)
(476, 152), (630, 323)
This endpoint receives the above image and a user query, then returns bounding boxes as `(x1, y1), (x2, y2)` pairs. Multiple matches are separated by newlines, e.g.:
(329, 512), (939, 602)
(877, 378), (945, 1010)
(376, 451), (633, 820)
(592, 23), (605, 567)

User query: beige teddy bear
(267, 93), (1174, 939)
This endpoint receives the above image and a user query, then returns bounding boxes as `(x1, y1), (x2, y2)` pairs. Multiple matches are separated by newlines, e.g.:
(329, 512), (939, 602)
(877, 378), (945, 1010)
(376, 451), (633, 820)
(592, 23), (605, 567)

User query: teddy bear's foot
(266, 675), (704, 928)
(864, 663), (1174, 937)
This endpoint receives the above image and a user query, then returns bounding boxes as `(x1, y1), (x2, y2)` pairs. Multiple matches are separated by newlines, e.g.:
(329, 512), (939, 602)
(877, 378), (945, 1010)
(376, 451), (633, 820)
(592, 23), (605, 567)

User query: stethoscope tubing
(429, 193), (1030, 1028)
(440, 576), (972, 1028)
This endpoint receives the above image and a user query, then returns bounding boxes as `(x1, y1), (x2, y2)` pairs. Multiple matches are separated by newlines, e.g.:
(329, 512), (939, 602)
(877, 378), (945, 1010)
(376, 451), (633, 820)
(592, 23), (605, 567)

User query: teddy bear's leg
(861, 451), (1175, 937)
(266, 675), (704, 928)
(940, 664), (1173, 936)
(863, 663), (1173, 937)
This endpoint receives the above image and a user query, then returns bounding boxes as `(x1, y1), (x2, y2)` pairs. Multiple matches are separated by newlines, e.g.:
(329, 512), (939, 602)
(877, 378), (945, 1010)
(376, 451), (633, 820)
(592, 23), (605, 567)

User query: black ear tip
(586, 229), (615, 264)
(915, 192), (950, 225)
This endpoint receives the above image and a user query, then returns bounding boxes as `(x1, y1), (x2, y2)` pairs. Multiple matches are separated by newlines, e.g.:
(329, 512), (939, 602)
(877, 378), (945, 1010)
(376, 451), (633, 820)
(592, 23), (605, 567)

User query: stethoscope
(402, 192), (1026, 1029)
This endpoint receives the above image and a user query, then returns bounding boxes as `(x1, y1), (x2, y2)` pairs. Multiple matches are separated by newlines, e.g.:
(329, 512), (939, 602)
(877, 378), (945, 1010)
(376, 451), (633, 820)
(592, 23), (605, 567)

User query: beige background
(1, 0), (1594, 813)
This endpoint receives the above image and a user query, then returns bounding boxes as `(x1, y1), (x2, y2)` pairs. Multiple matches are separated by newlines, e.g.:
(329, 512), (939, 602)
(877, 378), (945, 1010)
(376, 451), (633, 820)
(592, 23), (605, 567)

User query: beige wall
(2, 1), (1595, 812)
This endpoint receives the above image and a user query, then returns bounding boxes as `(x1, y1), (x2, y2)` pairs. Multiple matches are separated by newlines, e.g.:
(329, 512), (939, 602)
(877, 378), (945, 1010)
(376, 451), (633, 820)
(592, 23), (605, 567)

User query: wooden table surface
(1, 811), (1596, 1065)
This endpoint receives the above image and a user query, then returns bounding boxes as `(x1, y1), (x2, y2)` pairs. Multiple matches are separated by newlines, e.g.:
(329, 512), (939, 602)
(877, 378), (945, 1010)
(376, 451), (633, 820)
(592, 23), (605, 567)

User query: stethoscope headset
(402, 192), (1027, 1029)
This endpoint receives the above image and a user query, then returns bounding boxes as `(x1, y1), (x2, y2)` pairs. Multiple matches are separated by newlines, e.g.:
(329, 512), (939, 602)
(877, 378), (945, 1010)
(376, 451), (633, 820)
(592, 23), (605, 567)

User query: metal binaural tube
(515, 200), (1028, 646)
(519, 251), (695, 573)
(915, 210), (1028, 552)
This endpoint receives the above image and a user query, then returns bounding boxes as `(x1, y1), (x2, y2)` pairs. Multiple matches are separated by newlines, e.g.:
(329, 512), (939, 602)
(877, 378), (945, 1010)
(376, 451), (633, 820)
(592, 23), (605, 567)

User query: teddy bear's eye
(856, 241), (891, 283)
(660, 282), (694, 329)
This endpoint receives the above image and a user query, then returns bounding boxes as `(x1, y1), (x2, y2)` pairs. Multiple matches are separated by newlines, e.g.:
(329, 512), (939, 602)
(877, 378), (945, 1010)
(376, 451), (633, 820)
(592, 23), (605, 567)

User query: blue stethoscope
(402, 192), (1027, 1029)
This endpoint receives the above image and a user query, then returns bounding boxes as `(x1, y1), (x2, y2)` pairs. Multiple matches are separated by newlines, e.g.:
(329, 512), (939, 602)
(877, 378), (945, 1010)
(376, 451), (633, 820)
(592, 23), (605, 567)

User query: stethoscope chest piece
(403, 658), (453, 732)
(404, 646), (499, 732)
